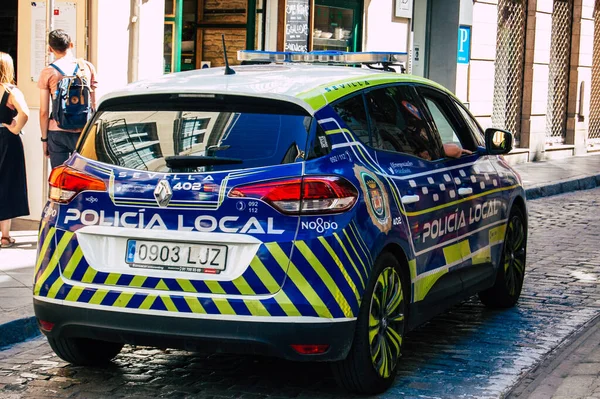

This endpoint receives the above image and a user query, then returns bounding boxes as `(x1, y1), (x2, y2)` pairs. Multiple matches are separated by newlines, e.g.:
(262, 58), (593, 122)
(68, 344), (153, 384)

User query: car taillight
(229, 176), (358, 214)
(48, 165), (106, 203)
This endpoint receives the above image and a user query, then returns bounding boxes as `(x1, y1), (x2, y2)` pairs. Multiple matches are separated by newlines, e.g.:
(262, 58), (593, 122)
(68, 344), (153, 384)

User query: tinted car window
(455, 101), (485, 147)
(423, 97), (461, 145)
(332, 95), (370, 146)
(79, 109), (312, 172)
(364, 86), (441, 161)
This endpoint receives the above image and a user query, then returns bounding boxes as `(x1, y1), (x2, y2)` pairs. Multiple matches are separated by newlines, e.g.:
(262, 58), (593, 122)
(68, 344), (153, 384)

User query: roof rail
(237, 51), (408, 73)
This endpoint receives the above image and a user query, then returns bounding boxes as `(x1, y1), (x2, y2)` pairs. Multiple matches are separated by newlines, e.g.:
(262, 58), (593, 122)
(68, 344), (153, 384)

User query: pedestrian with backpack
(38, 29), (98, 168)
(0, 51), (30, 248)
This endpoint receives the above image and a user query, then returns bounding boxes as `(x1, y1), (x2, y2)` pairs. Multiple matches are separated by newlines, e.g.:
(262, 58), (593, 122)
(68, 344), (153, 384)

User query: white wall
(363, 0), (410, 53)
(93, 0), (165, 101)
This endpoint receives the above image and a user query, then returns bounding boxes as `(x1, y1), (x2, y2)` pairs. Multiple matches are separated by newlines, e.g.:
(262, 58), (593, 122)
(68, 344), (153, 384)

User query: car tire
(479, 206), (527, 308)
(47, 336), (124, 366)
(331, 251), (408, 394)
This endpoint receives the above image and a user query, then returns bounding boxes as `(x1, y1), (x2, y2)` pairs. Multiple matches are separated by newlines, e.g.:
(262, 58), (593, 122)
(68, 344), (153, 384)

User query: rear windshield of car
(78, 96), (313, 172)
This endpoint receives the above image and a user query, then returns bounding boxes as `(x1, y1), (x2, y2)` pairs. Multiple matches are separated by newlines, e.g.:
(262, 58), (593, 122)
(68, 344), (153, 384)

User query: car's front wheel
(47, 336), (124, 366)
(479, 206), (527, 308)
(332, 251), (407, 394)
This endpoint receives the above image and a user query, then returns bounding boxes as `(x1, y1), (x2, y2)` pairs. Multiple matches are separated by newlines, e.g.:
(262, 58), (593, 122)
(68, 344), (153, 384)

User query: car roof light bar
(237, 50), (408, 69)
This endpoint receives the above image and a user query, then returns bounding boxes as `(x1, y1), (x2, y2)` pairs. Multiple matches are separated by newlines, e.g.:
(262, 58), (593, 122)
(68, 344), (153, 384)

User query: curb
(524, 174), (600, 200)
(0, 316), (40, 349)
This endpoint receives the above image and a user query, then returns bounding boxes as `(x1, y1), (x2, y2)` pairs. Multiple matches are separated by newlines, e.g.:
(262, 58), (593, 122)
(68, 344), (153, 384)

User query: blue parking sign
(457, 26), (471, 64)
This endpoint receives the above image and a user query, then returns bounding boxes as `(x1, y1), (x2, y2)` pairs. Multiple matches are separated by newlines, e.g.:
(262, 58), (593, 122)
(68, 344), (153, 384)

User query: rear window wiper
(165, 155), (243, 168)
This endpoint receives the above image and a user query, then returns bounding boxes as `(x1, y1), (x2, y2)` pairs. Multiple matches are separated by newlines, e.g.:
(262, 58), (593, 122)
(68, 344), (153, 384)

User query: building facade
(5, 0), (600, 221)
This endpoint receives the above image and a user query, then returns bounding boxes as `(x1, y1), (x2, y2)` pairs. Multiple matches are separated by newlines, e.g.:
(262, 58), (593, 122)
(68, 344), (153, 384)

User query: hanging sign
(395, 0), (413, 19)
(284, 0), (310, 52)
(457, 25), (471, 64)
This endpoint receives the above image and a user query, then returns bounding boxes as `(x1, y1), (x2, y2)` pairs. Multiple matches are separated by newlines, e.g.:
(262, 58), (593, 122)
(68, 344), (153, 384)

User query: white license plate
(125, 239), (227, 274)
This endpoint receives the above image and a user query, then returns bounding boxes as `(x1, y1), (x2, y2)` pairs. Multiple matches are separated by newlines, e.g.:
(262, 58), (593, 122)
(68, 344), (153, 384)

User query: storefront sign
(395, 0), (413, 19)
(285, 0), (310, 52)
(457, 26), (471, 64)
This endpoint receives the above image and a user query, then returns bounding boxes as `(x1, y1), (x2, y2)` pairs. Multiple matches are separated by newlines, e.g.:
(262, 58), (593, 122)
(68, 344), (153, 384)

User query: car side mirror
(484, 128), (513, 155)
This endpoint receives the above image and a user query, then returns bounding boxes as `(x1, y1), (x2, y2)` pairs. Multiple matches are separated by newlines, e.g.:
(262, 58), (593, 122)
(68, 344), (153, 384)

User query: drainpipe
(128, 0), (140, 83)
(42, 0), (55, 204)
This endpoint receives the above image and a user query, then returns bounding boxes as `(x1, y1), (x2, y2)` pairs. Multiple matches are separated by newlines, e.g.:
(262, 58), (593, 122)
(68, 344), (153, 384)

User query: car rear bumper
(33, 298), (356, 361)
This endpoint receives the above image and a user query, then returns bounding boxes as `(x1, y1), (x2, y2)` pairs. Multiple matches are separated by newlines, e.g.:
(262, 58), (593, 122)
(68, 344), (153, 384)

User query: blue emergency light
(237, 50), (408, 72)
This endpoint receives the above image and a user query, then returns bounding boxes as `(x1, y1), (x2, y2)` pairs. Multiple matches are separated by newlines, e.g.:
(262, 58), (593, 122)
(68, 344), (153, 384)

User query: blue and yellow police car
(34, 51), (527, 394)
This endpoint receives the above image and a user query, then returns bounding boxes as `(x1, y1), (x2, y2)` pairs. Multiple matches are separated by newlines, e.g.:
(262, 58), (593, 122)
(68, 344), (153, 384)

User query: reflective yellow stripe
(331, 233), (366, 288)
(176, 278), (197, 293)
(350, 222), (373, 265)
(38, 221), (47, 239)
(154, 279), (169, 291)
(296, 75), (450, 110)
(35, 231), (73, 294)
(129, 275), (147, 288)
(249, 255), (281, 293)
(205, 281), (226, 295)
(232, 276), (256, 295)
(61, 246), (83, 280)
(65, 285), (84, 302)
(35, 227), (56, 275)
(318, 236), (360, 301)
(408, 259), (417, 282)
(89, 289), (108, 305)
(104, 273), (120, 286)
(443, 240), (471, 265)
(80, 266), (97, 284)
(161, 296), (178, 312)
(342, 229), (370, 279)
(472, 247), (491, 265)
(243, 300), (271, 316)
(266, 243), (326, 317)
(139, 295), (156, 310)
(46, 279), (64, 299)
(184, 296), (206, 313)
(295, 241), (352, 318)
(213, 299), (236, 315)
(112, 292), (134, 307)
(414, 269), (448, 302)
(489, 224), (506, 246)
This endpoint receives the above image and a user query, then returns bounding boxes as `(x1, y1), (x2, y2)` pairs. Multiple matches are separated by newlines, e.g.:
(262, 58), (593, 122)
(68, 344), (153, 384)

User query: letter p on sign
(457, 26), (471, 64)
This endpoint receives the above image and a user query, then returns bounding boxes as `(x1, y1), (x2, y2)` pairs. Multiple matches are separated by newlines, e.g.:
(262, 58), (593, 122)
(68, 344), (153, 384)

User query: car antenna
(222, 35), (236, 75)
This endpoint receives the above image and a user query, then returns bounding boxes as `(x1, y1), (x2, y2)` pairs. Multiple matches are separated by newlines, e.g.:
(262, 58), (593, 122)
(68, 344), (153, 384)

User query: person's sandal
(0, 237), (15, 248)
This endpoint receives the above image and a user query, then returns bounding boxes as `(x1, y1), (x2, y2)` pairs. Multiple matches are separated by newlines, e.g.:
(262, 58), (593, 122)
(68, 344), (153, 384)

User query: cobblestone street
(2, 188), (600, 399)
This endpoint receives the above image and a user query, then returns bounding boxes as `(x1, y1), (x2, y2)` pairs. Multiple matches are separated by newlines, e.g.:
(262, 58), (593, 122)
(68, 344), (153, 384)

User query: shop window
(312, 0), (361, 52)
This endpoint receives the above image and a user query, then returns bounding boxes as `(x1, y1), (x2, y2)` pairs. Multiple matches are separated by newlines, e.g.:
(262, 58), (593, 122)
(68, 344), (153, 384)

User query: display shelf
(313, 37), (351, 49)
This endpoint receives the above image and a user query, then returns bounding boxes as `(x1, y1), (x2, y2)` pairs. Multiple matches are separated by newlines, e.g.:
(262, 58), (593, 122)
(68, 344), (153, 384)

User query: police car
(34, 51), (527, 394)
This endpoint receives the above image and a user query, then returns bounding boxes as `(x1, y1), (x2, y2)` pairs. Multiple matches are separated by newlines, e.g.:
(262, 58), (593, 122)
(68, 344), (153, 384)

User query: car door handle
(401, 195), (420, 205)
(458, 187), (473, 196)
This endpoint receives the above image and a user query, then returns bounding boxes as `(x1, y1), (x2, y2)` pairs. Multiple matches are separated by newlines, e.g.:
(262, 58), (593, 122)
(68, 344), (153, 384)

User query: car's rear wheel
(47, 336), (124, 366)
(479, 206), (527, 308)
(332, 252), (407, 394)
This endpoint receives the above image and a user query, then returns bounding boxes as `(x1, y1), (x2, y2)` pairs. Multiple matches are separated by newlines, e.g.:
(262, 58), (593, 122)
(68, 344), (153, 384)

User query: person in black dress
(0, 51), (30, 248)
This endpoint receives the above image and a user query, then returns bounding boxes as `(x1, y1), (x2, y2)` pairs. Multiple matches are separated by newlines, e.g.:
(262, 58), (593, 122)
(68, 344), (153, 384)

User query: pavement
(2, 153), (600, 398)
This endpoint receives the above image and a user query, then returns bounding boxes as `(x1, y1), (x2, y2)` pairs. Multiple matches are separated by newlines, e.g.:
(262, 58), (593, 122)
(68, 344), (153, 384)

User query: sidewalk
(2, 154), (600, 389)
(508, 315), (600, 398)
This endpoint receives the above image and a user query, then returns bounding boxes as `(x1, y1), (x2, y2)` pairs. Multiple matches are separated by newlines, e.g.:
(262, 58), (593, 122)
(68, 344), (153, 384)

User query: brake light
(38, 319), (55, 332)
(290, 344), (330, 354)
(229, 176), (357, 214)
(48, 165), (106, 203)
